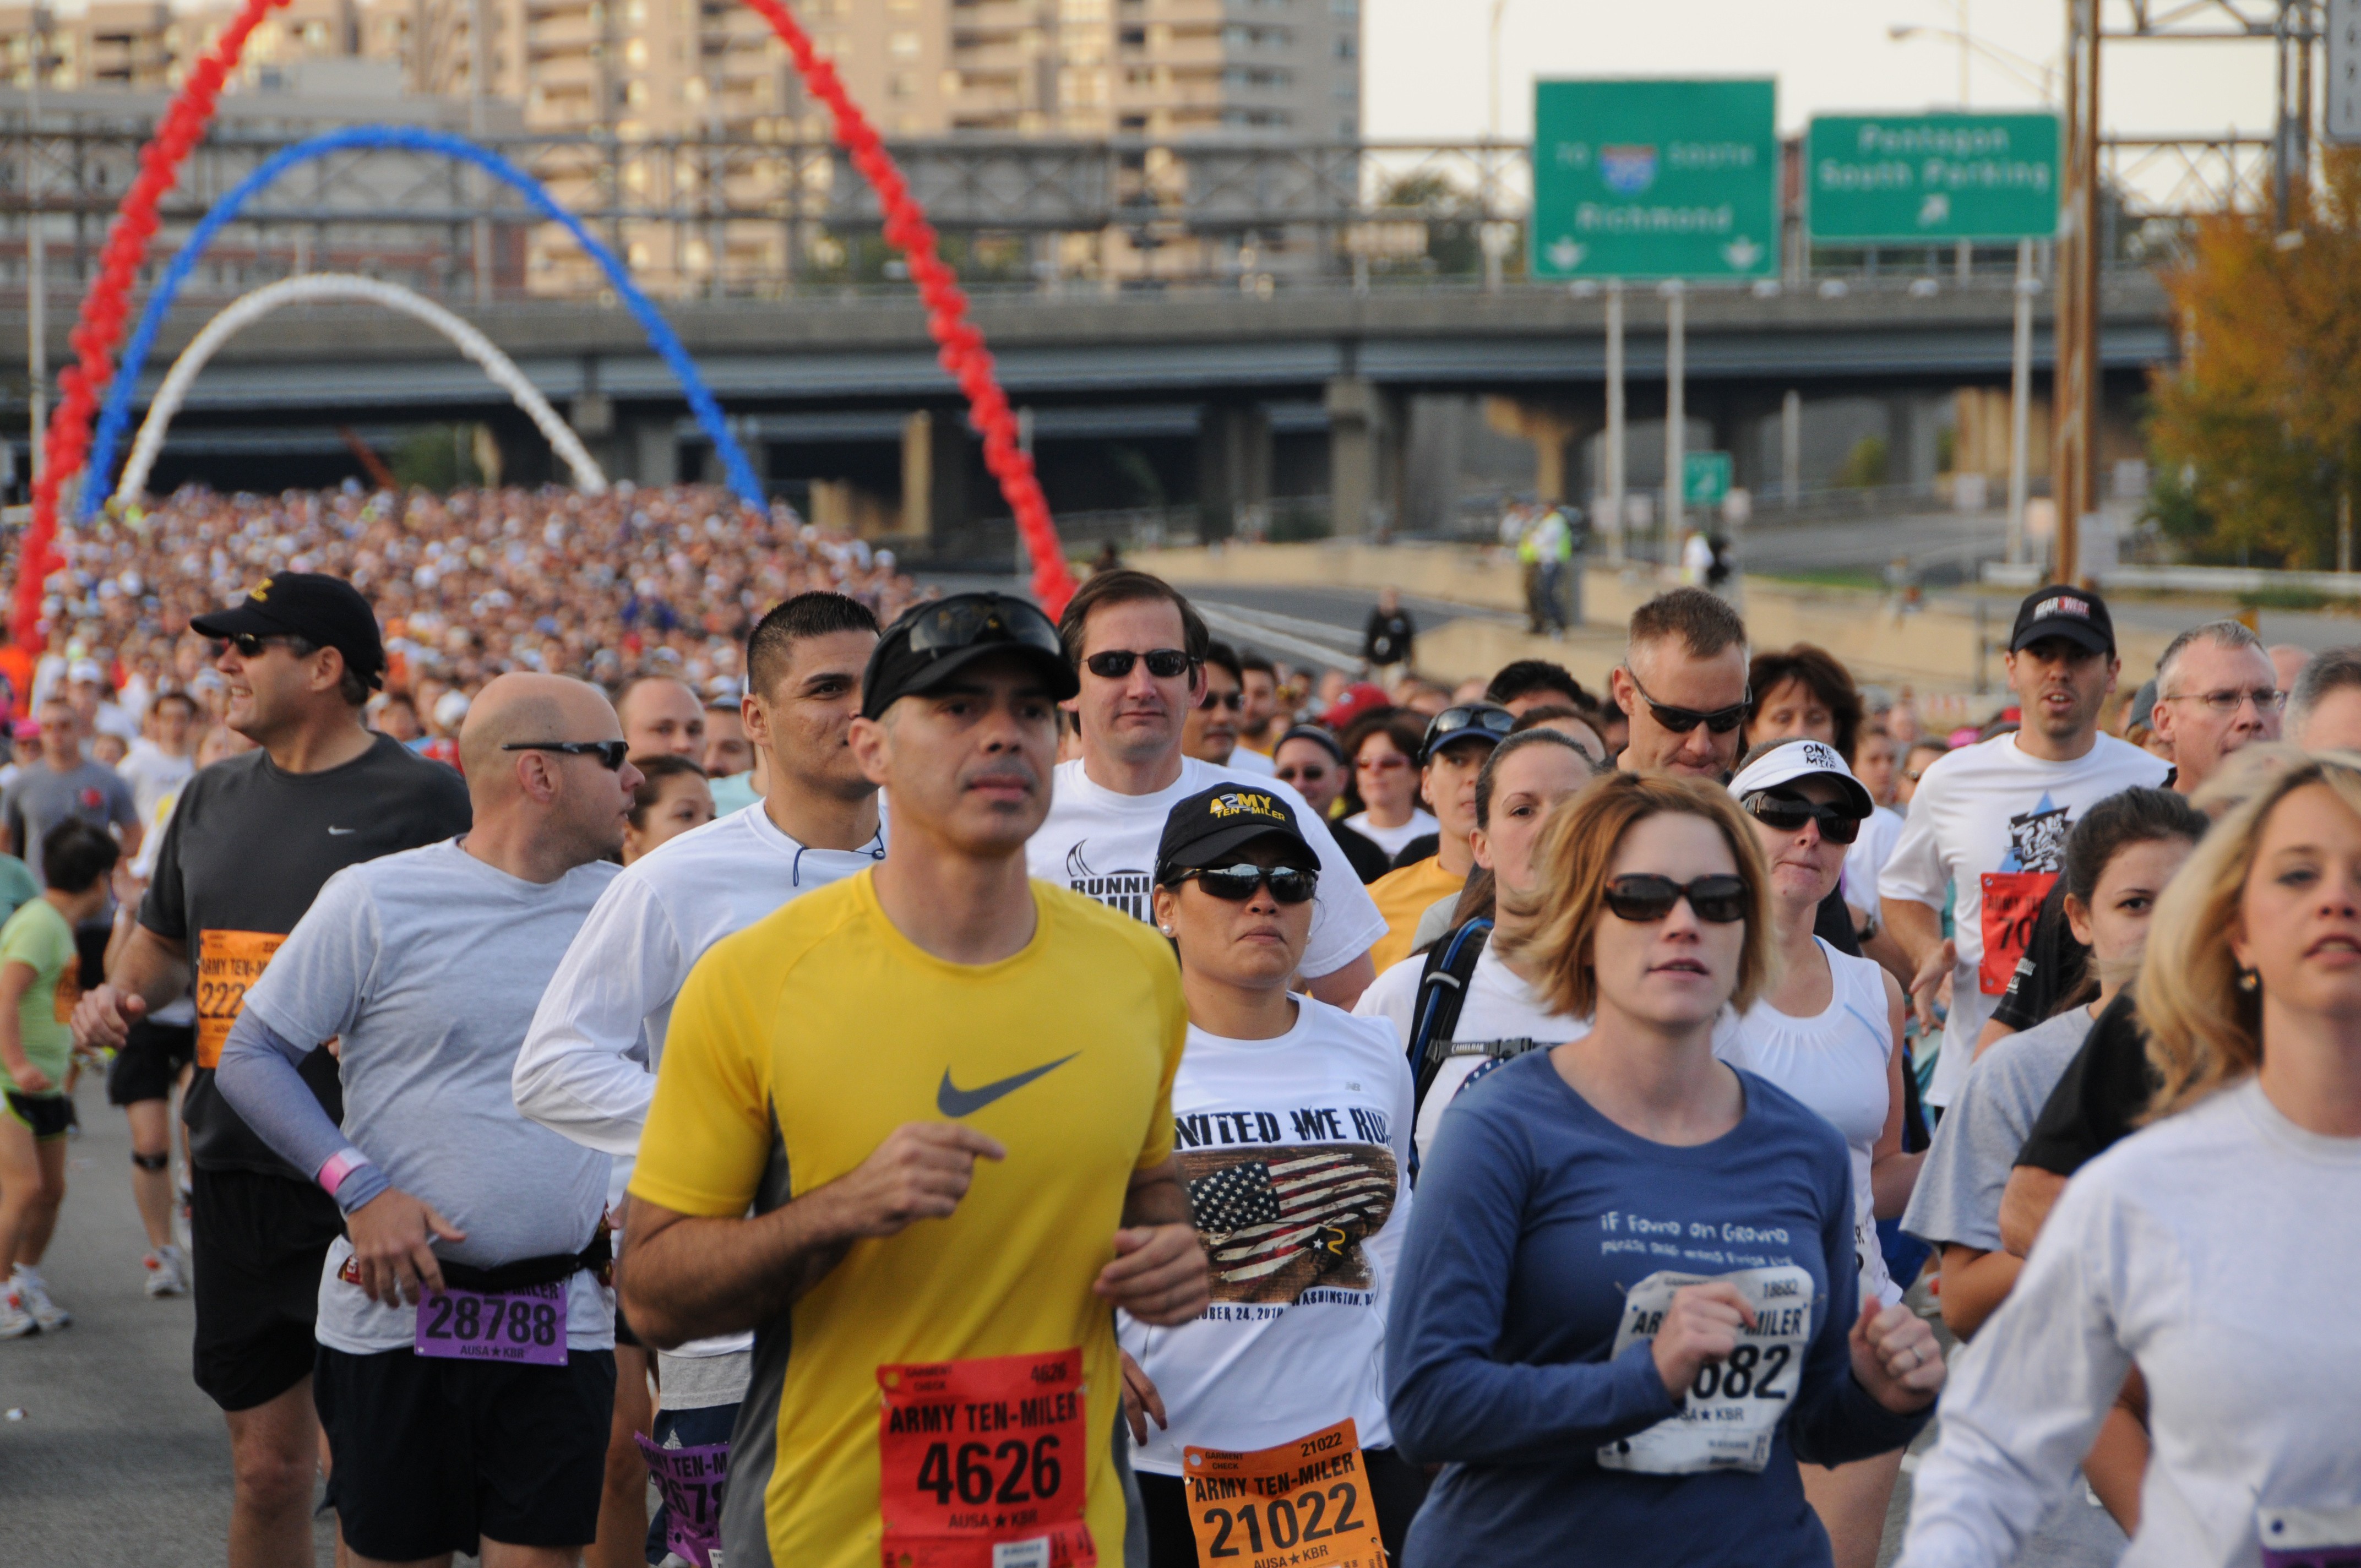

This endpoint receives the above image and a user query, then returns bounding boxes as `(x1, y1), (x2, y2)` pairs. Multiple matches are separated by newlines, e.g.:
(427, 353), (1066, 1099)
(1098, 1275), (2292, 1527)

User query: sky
(1364, 0), (2278, 143)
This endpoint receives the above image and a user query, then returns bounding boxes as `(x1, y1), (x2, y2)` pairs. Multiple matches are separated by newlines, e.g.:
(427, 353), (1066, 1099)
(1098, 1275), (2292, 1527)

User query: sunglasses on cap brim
(904, 596), (1064, 661)
(1424, 704), (1515, 755)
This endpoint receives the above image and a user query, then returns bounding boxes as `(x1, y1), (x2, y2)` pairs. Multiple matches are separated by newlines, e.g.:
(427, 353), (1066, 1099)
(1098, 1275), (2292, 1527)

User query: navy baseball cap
(1155, 783), (1319, 883)
(862, 592), (1078, 720)
(2010, 585), (2114, 657)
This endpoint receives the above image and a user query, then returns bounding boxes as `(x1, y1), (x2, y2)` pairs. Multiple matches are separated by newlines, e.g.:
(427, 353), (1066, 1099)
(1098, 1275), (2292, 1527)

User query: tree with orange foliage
(2149, 148), (2361, 568)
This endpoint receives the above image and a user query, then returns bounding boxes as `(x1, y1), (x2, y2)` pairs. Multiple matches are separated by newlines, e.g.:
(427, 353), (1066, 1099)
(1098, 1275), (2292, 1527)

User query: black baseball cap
(1155, 783), (1320, 884)
(861, 592), (1079, 721)
(2010, 584), (2114, 657)
(189, 573), (387, 691)
(1421, 701), (1516, 763)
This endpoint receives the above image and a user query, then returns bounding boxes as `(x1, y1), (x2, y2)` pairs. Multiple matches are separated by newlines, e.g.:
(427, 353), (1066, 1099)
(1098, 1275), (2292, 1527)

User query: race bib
(414, 1281), (568, 1365)
(195, 929), (286, 1068)
(1183, 1418), (1384, 1568)
(877, 1348), (1095, 1568)
(637, 1436), (728, 1568)
(52, 963), (81, 1025)
(1978, 872), (2054, 996)
(2259, 1504), (2361, 1568)
(1597, 1265), (1815, 1475)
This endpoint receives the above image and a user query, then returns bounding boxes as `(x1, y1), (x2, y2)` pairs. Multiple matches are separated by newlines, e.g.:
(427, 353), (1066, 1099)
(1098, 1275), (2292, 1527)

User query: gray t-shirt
(242, 839), (619, 1355)
(2, 760), (137, 883)
(1903, 1004), (2098, 1254)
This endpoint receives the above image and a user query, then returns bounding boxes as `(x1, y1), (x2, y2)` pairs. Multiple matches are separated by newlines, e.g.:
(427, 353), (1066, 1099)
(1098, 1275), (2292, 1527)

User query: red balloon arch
(12, 0), (1078, 649)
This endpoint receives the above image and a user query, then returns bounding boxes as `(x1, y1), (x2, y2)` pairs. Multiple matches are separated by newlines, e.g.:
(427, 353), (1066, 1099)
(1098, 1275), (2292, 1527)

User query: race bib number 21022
(1597, 1265), (1815, 1476)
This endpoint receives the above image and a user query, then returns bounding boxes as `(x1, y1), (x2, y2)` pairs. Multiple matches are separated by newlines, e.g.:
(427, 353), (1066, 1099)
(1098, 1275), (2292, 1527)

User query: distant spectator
(1363, 587), (1416, 677)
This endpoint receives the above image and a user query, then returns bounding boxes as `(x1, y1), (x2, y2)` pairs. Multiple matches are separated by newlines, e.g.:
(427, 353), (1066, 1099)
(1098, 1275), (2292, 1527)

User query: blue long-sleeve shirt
(1385, 1051), (1928, 1567)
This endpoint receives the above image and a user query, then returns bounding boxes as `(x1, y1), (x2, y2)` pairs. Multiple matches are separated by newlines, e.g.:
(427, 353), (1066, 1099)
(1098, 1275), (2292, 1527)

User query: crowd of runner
(2, 486), (2357, 1568)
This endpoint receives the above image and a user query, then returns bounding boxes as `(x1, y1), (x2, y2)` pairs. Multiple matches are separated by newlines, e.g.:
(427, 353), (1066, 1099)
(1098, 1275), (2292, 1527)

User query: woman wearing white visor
(1726, 737), (1922, 1568)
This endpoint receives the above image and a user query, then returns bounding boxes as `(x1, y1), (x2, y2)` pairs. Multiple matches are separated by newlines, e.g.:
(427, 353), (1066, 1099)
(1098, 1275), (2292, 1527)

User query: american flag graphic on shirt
(1179, 1144), (1399, 1304)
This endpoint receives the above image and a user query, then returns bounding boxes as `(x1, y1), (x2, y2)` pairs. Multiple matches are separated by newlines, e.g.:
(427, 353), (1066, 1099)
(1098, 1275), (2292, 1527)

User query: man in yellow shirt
(1366, 702), (1514, 971)
(623, 592), (1211, 1568)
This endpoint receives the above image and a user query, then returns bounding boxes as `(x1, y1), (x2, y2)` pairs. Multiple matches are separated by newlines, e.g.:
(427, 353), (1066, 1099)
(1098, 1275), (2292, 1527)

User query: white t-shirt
(1877, 732), (2167, 1107)
(1118, 998), (1412, 1472)
(1726, 939), (1901, 1308)
(240, 841), (619, 1356)
(1029, 758), (1388, 981)
(116, 739), (195, 834)
(513, 799), (885, 1364)
(1226, 745), (1275, 777)
(1841, 803), (1905, 918)
(1343, 808), (1437, 859)
(1355, 943), (1588, 1159)
(1898, 1080), (2361, 1568)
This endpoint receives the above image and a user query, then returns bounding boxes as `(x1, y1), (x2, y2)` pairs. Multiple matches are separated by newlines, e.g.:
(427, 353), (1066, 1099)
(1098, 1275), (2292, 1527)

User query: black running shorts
(106, 1020), (197, 1107)
(189, 1167), (344, 1412)
(315, 1342), (616, 1561)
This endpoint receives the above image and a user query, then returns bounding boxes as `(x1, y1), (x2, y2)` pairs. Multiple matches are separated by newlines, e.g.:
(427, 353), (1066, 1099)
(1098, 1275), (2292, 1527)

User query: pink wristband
(317, 1150), (372, 1198)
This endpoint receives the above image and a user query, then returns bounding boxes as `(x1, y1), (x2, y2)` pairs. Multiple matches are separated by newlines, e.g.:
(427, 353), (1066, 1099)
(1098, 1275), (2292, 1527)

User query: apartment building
(4, 0), (1361, 290)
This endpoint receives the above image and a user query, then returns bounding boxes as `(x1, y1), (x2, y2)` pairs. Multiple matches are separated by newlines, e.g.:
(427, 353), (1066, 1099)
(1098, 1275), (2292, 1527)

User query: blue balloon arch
(84, 123), (763, 521)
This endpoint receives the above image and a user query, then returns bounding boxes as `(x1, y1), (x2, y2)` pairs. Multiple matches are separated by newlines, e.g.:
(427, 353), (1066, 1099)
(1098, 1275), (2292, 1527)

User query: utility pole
(2053, 0), (2102, 585)
(1661, 279), (1685, 564)
(2009, 237), (2036, 565)
(1604, 279), (1626, 563)
(2275, 0), (2316, 231)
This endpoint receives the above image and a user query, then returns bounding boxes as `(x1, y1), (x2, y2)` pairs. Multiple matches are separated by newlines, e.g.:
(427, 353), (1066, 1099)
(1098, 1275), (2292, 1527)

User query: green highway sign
(1683, 452), (1732, 508)
(1805, 113), (2060, 242)
(1530, 79), (1779, 280)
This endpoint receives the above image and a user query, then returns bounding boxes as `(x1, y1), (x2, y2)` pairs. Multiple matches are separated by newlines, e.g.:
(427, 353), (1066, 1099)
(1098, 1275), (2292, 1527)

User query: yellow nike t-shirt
(632, 868), (1187, 1568)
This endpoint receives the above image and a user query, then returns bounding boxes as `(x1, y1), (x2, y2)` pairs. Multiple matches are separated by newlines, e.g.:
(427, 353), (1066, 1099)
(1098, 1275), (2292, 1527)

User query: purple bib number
(2260, 1506), (2361, 1568)
(636, 1436), (728, 1568)
(414, 1281), (568, 1365)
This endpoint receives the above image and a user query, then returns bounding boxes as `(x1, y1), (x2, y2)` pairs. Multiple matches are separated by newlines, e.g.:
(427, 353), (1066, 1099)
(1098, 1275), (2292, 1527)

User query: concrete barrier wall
(1134, 541), (2176, 697)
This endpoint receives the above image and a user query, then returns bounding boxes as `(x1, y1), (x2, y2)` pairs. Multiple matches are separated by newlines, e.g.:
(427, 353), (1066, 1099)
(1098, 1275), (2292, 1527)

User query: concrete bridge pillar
(628, 415), (679, 487)
(901, 409), (972, 546)
(1197, 401), (1272, 541)
(1326, 377), (1399, 537)
(1483, 396), (1598, 503)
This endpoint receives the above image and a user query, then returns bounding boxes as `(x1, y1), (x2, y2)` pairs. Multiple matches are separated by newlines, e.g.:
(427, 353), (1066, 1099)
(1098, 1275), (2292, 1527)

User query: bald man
(213, 672), (640, 1568)
(618, 674), (706, 760)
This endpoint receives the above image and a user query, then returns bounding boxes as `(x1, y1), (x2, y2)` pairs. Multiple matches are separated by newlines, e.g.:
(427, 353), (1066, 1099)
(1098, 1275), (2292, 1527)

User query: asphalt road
(0, 1079), (341, 1566)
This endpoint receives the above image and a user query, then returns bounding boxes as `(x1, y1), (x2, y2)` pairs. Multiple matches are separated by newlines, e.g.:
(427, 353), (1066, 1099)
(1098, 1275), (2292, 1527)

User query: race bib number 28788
(1597, 1265), (1814, 1476)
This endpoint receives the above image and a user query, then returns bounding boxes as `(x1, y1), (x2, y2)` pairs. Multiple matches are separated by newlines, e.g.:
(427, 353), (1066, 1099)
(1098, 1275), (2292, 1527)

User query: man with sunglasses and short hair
(1610, 588), (1752, 781)
(621, 592), (1208, 1568)
(72, 573), (471, 1568)
(214, 672), (638, 1568)
(1184, 641), (1272, 776)
(1271, 725), (1391, 883)
(1878, 585), (2168, 1113)
(1365, 703), (1515, 973)
(1032, 570), (1386, 1008)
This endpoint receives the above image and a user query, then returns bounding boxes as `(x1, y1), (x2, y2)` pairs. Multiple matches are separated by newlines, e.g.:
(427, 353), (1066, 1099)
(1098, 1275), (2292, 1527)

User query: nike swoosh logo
(327, 826), (357, 835)
(937, 1054), (1078, 1118)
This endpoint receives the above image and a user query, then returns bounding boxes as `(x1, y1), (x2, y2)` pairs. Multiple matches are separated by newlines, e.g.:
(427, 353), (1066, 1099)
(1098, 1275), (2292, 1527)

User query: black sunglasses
(1085, 648), (1195, 680)
(1173, 863), (1320, 904)
(212, 631), (300, 659)
(1622, 667), (1750, 734)
(1197, 688), (1244, 712)
(502, 739), (632, 771)
(905, 595), (1065, 661)
(1602, 873), (1749, 924)
(1424, 704), (1516, 755)
(1742, 792), (1863, 845)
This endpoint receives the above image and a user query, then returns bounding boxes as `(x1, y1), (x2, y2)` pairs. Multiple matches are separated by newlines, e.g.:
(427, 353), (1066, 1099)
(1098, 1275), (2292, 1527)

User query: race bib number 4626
(195, 929), (286, 1068)
(877, 1348), (1095, 1568)
(1597, 1265), (1814, 1476)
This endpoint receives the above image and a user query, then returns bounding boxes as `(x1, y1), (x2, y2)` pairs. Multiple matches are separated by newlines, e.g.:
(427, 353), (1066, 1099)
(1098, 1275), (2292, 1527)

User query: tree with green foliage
(2147, 149), (2361, 568)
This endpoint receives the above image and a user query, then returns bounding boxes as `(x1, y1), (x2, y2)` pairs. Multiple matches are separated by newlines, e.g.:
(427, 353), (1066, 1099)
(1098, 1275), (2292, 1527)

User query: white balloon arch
(115, 272), (608, 506)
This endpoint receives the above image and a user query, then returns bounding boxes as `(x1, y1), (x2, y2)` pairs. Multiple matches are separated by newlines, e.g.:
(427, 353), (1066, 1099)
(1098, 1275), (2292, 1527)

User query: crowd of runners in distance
(0, 489), (2356, 1568)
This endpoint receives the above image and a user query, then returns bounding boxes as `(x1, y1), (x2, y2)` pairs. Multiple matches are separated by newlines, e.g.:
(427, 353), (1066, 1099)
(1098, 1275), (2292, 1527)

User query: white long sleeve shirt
(1897, 1079), (2361, 1568)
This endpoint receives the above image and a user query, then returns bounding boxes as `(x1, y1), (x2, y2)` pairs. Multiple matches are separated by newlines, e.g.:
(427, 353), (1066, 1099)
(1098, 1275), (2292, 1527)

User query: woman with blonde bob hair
(1386, 772), (1944, 1568)
(1898, 747), (2361, 1568)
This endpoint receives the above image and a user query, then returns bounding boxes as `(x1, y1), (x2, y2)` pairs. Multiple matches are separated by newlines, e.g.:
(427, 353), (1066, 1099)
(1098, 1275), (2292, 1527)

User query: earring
(1159, 925), (1174, 936)
(2238, 968), (2260, 993)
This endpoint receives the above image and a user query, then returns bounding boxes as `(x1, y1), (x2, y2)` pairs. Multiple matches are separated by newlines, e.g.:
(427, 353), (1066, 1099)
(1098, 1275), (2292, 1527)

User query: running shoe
(10, 1268), (68, 1331)
(143, 1245), (189, 1298)
(0, 1288), (35, 1340)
